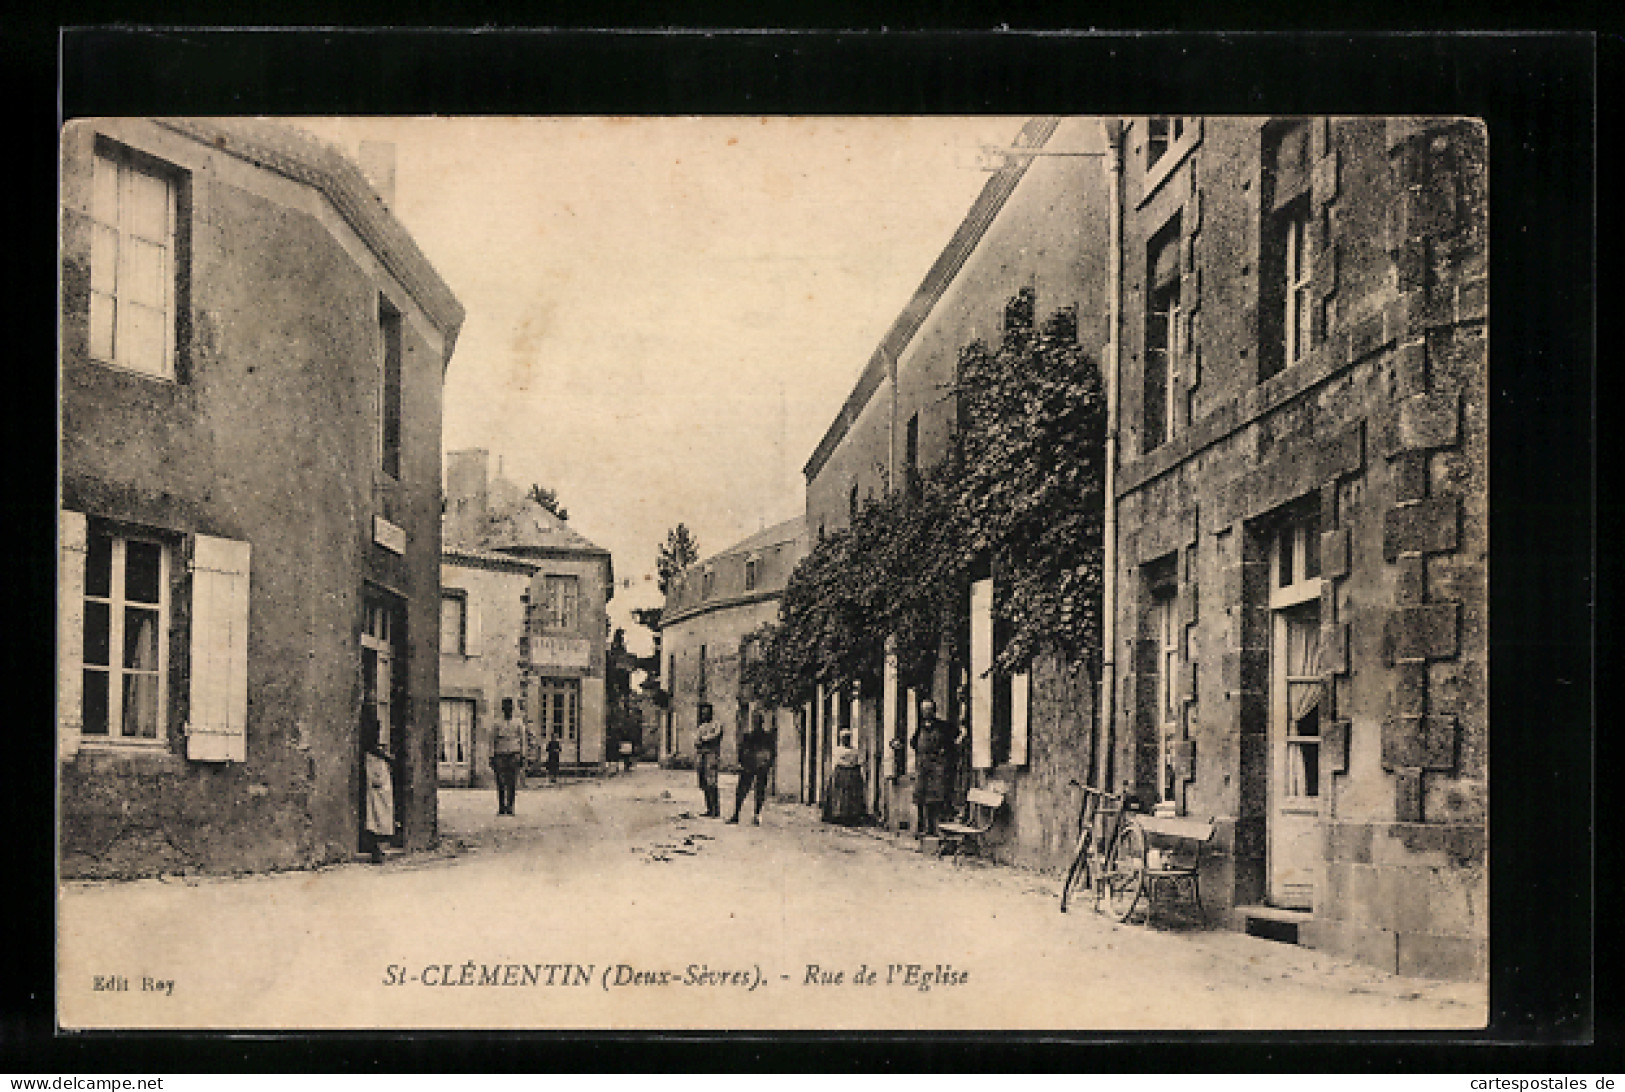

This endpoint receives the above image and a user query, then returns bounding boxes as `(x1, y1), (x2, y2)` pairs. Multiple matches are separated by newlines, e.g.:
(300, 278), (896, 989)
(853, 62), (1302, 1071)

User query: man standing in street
(546, 733), (562, 784)
(492, 697), (524, 815)
(728, 710), (775, 826)
(911, 697), (958, 838)
(695, 703), (723, 818)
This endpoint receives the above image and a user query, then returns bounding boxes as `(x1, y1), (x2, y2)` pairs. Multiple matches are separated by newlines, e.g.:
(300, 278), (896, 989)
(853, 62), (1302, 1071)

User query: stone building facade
(438, 547), (537, 787)
(58, 118), (463, 876)
(1108, 116), (1486, 979)
(443, 449), (615, 770)
(799, 114), (1486, 981)
(802, 117), (1110, 867)
(660, 517), (807, 791)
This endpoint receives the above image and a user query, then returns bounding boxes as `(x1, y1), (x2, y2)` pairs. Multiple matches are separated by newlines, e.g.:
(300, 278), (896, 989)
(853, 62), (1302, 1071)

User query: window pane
(124, 540), (162, 603)
(124, 606), (160, 670)
(85, 532), (113, 599)
(92, 155), (121, 224)
(82, 669), (110, 735)
(122, 671), (160, 738)
(440, 597), (463, 652)
(83, 601), (111, 666)
(1287, 739), (1320, 797)
(121, 237), (169, 307)
(1277, 526), (1295, 587)
(91, 224), (120, 295)
(1304, 523), (1322, 578)
(118, 302), (168, 377)
(125, 167), (172, 241)
(89, 292), (116, 360)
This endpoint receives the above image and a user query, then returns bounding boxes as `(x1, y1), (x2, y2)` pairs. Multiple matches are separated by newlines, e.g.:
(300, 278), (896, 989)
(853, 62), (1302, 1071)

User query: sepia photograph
(51, 107), (1501, 1033)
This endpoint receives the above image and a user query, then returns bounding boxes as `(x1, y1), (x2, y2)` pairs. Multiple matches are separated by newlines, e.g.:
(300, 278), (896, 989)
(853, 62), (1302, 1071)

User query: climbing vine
(744, 289), (1106, 708)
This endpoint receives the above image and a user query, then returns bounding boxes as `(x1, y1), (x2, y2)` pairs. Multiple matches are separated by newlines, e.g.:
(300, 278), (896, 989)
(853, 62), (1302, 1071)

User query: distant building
(438, 546), (537, 787)
(58, 118), (463, 876)
(443, 449), (615, 771)
(660, 518), (808, 793)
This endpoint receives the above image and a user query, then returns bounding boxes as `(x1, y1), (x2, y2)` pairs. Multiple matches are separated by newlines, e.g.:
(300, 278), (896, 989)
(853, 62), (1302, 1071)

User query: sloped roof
(484, 502), (610, 558)
(155, 117), (465, 365)
(803, 116), (1061, 482)
(695, 516), (806, 567)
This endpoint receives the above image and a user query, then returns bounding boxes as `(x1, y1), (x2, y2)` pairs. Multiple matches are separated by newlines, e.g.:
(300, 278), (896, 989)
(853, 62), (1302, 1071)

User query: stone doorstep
(1232, 903), (1314, 945)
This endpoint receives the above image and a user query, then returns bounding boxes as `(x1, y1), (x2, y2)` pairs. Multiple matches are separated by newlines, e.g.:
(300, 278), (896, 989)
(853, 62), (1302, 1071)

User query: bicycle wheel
(1060, 832), (1092, 913)
(1102, 823), (1146, 921)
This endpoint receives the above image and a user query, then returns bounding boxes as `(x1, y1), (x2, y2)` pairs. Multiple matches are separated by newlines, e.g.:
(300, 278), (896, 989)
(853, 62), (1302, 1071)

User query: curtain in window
(1286, 612), (1323, 724)
(122, 608), (159, 738)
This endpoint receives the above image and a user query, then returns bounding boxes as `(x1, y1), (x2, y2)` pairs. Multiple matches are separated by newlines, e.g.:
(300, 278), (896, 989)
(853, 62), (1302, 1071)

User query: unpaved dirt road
(59, 767), (1485, 1030)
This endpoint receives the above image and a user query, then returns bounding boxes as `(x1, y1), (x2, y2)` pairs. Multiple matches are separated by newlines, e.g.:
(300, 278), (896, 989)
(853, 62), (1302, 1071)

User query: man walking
(695, 704), (723, 818)
(545, 733), (562, 784)
(491, 697), (524, 815)
(728, 711), (775, 826)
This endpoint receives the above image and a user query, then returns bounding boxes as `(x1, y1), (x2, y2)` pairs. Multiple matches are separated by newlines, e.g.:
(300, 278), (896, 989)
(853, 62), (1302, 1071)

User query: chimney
(444, 449), (489, 546)
(358, 140), (397, 209)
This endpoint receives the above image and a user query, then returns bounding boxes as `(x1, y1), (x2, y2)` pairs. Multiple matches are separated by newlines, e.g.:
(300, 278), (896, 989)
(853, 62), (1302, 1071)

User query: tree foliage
(745, 290), (1105, 708)
(656, 523), (700, 596)
(526, 483), (569, 521)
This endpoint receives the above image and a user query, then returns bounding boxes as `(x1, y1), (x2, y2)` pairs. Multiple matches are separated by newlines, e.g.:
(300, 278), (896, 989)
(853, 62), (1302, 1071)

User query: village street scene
(57, 115), (1489, 1030)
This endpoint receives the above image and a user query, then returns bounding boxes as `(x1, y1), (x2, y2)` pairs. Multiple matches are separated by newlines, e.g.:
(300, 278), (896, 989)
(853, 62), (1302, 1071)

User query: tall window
(439, 698), (474, 765)
(744, 557), (759, 592)
(539, 575), (579, 631)
(378, 297), (403, 478)
(1144, 215), (1182, 452)
(1270, 505), (1323, 799)
(90, 144), (179, 379)
(439, 593), (466, 655)
(1154, 591), (1180, 806)
(1260, 121), (1314, 380)
(1284, 209), (1314, 367)
(1146, 116), (1185, 168)
(697, 644), (708, 701)
(701, 567), (715, 599)
(82, 527), (169, 741)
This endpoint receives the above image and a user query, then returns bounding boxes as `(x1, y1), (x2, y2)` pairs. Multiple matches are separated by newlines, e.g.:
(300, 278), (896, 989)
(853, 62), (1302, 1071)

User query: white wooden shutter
(464, 597), (482, 656)
(1010, 671), (1030, 767)
(187, 535), (251, 763)
(970, 577), (994, 770)
(881, 644), (899, 779)
(59, 510), (88, 760)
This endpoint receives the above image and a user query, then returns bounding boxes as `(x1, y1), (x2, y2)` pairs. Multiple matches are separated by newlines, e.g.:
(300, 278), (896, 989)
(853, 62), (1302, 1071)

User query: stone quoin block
(1321, 622), (1351, 675)
(1393, 339), (1429, 397)
(1313, 147), (1340, 204)
(1321, 527), (1352, 579)
(1394, 554), (1427, 606)
(1324, 718), (1351, 773)
(1458, 277), (1487, 324)
(1382, 715), (1458, 771)
(1383, 602), (1460, 664)
(1398, 389), (1461, 451)
(1391, 451), (1430, 503)
(1395, 767), (1425, 823)
(1347, 308), (1388, 362)
(1384, 496), (1460, 560)
(1388, 661), (1429, 718)
(1316, 421), (1366, 482)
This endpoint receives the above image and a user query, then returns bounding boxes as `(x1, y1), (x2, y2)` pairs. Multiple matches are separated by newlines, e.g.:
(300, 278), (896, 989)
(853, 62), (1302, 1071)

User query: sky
(295, 117), (1027, 654)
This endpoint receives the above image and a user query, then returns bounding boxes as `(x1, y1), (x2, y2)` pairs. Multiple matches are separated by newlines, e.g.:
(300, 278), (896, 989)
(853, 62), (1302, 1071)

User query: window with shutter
(1009, 670), (1030, 768)
(187, 534), (251, 762)
(76, 519), (172, 748)
(969, 577), (994, 771)
(58, 511), (88, 760)
(90, 143), (181, 380)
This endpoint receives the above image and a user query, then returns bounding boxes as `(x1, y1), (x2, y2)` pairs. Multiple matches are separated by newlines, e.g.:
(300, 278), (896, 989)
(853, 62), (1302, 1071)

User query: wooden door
(438, 698), (474, 785)
(1266, 517), (1324, 910)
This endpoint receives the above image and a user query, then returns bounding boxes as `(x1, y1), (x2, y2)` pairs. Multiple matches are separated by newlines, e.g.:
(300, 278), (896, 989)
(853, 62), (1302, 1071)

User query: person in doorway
(728, 711), (775, 826)
(361, 708), (393, 864)
(545, 733), (562, 784)
(491, 697), (524, 815)
(695, 704), (724, 817)
(822, 730), (867, 826)
(911, 698), (957, 837)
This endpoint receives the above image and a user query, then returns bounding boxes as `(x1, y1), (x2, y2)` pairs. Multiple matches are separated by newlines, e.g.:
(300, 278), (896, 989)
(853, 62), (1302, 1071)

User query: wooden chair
(937, 781), (1007, 865)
